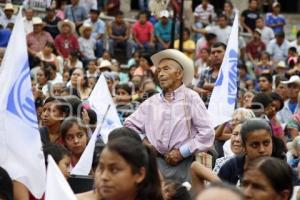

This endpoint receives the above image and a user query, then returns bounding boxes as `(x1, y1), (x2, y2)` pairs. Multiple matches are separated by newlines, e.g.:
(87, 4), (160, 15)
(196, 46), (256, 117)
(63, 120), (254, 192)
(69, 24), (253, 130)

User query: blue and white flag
(208, 12), (239, 128)
(45, 156), (76, 200)
(71, 74), (121, 175)
(0, 9), (46, 198)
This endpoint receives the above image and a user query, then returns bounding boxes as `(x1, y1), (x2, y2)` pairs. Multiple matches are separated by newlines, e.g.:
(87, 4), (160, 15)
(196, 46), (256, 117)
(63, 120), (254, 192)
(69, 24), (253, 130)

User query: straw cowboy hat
(4, 3), (14, 11)
(151, 49), (194, 86)
(32, 17), (44, 26)
(79, 23), (93, 36)
(99, 60), (112, 71)
(58, 19), (76, 34)
(281, 75), (300, 85)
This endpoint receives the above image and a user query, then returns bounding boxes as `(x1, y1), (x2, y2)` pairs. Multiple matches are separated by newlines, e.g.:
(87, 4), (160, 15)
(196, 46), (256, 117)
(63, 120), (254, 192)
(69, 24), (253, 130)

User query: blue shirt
(84, 18), (106, 40)
(0, 29), (11, 47)
(154, 20), (172, 42)
(265, 13), (285, 34)
(289, 101), (298, 114)
(64, 5), (88, 23)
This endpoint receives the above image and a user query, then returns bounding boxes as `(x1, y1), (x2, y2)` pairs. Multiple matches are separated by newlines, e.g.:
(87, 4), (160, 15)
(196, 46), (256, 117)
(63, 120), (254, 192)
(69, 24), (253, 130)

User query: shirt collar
(160, 84), (185, 102)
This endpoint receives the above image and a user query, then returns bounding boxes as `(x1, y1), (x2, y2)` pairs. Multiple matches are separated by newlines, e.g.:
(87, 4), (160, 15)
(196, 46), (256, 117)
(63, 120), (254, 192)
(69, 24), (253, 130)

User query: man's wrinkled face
(157, 59), (183, 90)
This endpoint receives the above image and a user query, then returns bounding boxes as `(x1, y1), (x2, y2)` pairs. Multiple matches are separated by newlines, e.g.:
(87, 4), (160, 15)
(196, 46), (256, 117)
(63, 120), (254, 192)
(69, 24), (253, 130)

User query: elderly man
(0, 3), (16, 28)
(124, 49), (215, 182)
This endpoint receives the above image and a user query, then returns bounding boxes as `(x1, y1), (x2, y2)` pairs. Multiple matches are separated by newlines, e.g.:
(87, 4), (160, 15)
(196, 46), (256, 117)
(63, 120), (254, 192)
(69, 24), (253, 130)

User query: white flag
(45, 156), (76, 200)
(71, 74), (121, 175)
(87, 74), (121, 143)
(0, 9), (46, 198)
(208, 13), (239, 128)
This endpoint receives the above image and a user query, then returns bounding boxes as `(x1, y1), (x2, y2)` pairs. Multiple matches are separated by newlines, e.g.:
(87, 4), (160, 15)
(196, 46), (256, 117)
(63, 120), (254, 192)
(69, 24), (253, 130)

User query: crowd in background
(1, 0), (300, 200)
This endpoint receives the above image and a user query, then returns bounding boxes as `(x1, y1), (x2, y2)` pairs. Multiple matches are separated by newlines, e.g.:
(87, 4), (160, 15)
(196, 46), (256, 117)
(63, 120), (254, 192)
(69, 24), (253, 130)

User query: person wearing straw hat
(27, 17), (54, 67)
(277, 75), (300, 128)
(124, 49), (214, 182)
(0, 3), (16, 28)
(78, 22), (96, 65)
(55, 19), (79, 59)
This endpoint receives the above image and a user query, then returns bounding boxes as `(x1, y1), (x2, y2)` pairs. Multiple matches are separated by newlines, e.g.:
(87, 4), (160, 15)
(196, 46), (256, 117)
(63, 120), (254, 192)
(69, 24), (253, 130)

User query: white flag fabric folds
(0, 9), (46, 198)
(208, 12), (239, 128)
(71, 74), (121, 175)
(45, 156), (77, 200)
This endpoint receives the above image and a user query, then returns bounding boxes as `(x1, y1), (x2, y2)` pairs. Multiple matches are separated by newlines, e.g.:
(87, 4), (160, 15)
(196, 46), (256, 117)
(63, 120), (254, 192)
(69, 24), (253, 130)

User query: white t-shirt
(78, 37), (96, 60)
(290, 40), (300, 53)
(259, 26), (275, 46)
(205, 25), (232, 44)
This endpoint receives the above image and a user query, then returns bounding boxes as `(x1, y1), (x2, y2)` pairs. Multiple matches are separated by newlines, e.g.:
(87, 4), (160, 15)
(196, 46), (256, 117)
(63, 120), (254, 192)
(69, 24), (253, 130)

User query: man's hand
(165, 149), (183, 166)
(142, 138), (158, 156)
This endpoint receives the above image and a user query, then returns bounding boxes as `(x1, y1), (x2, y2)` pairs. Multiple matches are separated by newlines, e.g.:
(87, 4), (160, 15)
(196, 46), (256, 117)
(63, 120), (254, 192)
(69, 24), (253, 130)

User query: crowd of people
(1, 0), (300, 199)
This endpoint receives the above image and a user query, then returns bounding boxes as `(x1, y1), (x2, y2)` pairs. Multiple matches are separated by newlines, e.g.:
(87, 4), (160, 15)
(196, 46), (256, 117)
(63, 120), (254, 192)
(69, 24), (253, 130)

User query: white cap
(159, 10), (169, 18)
(281, 75), (300, 85)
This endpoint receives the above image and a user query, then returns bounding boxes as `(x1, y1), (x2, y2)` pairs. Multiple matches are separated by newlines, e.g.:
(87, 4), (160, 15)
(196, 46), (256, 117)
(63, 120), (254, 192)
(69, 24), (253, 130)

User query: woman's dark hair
(240, 118), (272, 146)
(43, 143), (70, 166)
(86, 108), (97, 126)
(202, 182), (245, 200)
(245, 157), (293, 199)
(116, 83), (132, 95)
(224, 0), (234, 9)
(40, 66), (52, 81)
(44, 97), (70, 116)
(108, 127), (142, 142)
(63, 95), (82, 117)
(140, 53), (153, 66)
(104, 137), (163, 200)
(44, 41), (57, 55)
(60, 117), (87, 142)
(250, 92), (273, 115)
(0, 167), (13, 200)
(270, 92), (284, 111)
(70, 49), (81, 58)
(163, 180), (192, 200)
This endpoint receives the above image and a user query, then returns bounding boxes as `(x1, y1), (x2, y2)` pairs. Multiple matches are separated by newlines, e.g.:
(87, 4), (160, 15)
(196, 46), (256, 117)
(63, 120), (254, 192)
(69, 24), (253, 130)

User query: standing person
(107, 11), (132, 60)
(43, 7), (61, 39)
(255, 17), (275, 46)
(84, 9), (106, 58)
(64, 0), (88, 31)
(240, 0), (260, 33)
(132, 11), (155, 54)
(194, 42), (226, 106)
(265, 2), (285, 35)
(124, 49), (214, 182)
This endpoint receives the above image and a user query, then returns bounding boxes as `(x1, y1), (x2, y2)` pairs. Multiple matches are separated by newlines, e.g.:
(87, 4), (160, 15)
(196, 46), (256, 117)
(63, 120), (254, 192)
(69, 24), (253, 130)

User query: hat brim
(58, 21), (76, 34)
(151, 49), (194, 86)
(79, 26), (93, 36)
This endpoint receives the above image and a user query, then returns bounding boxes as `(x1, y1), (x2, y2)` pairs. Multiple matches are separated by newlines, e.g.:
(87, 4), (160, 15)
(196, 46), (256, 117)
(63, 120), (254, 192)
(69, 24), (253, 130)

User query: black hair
(138, 10), (149, 20)
(297, 30), (300, 39)
(116, 83), (132, 95)
(275, 31), (285, 38)
(212, 42), (227, 50)
(103, 137), (163, 200)
(43, 61), (57, 71)
(86, 108), (97, 126)
(184, 27), (191, 36)
(288, 46), (297, 54)
(260, 51), (270, 60)
(218, 13), (227, 20)
(60, 117), (87, 142)
(108, 127), (142, 142)
(90, 8), (100, 15)
(259, 73), (273, 84)
(43, 143), (70, 166)
(70, 49), (81, 58)
(115, 10), (124, 16)
(44, 41), (57, 55)
(0, 167), (13, 200)
(63, 95), (82, 117)
(43, 96), (70, 116)
(39, 66), (52, 81)
(205, 33), (217, 41)
(270, 92), (284, 111)
(250, 92), (273, 116)
(240, 118), (272, 146)
(163, 180), (192, 200)
(140, 53), (153, 66)
(224, 0), (234, 9)
(244, 157), (293, 199)
(201, 182), (245, 200)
